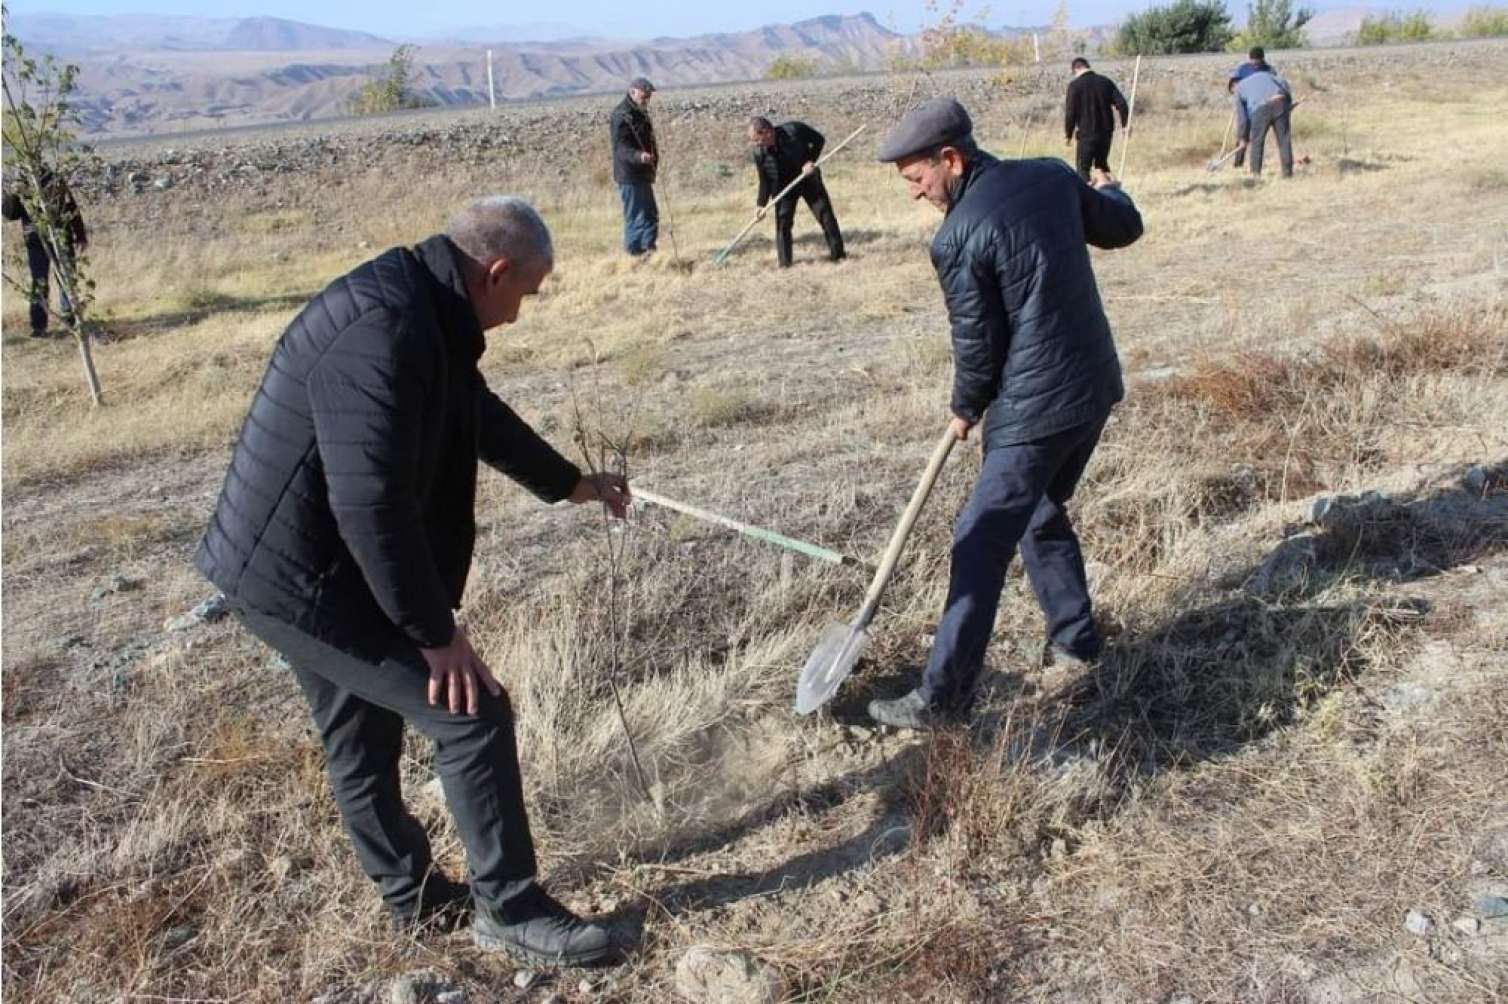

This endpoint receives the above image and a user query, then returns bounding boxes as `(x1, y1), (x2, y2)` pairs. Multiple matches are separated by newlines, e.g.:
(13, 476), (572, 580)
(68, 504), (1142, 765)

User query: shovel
(795, 426), (957, 715)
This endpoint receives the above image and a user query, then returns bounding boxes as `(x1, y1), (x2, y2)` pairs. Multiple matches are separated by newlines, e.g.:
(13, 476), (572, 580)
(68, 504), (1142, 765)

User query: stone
(577, 978), (595, 997)
(162, 923), (196, 949)
(435, 994), (466, 1004)
(389, 969), (456, 1004)
(1453, 916), (1482, 936)
(90, 574), (142, 603)
(268, 854), (297, 881)
(512, 969), (539, 990)
(1473, 894), (1508, 919)
(1405, 909), (1434, 937)
(674, 946), (785, 1004)
(165, 592), (230, 632)
(1167, 995), (1196, 1004)
(153, 176), (174, 190)
(1381, 682), (1437, 713)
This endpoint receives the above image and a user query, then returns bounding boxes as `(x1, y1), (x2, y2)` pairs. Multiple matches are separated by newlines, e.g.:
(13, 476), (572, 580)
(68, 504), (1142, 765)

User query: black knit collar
(415, 234), (485, 362)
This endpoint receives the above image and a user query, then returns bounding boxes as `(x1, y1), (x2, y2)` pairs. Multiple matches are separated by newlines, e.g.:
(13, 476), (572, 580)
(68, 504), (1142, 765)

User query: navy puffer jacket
(930, 152), (1143, 446)
(195, 235), (580, 651)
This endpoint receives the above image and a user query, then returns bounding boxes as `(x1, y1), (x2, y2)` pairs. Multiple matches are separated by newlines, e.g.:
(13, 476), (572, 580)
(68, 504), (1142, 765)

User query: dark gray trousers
(1248, 99), (1294, 178)
(236, 607), (536, 917)
(920, 414), (1108, 710)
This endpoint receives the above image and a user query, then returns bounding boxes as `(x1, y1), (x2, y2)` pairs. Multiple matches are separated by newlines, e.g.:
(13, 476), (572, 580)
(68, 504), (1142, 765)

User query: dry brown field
(3, 40), (1507, 1004)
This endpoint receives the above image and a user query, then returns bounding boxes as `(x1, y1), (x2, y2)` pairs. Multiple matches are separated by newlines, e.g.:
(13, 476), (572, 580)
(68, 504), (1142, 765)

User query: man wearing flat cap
(868, 98), (1144, 730)
(610, 77), (659, 256)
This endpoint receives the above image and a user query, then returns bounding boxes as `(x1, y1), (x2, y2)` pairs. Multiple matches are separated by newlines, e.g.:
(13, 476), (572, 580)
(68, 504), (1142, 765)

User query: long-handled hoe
(711, 124), (867, 266)
(796, 426), (957, 715)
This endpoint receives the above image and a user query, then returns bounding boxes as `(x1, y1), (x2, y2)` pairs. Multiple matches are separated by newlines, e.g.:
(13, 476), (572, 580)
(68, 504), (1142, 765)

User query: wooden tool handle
(854, 427), (957, 628)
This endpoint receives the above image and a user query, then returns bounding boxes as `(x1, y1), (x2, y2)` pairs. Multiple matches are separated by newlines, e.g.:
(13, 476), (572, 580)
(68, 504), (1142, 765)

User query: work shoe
(867, 689), (955, 730)
(473, 885), (619, 967)
(391, 874), (472, 935)
(1042, 642), (1097, 672)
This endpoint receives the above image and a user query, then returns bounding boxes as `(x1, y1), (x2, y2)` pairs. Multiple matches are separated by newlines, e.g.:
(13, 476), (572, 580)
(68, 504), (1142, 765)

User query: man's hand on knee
(421, 625), (502, 715)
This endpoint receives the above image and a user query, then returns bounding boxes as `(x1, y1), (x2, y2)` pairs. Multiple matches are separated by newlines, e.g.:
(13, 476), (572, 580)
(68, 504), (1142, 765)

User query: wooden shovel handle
(855, 427), (957, 628)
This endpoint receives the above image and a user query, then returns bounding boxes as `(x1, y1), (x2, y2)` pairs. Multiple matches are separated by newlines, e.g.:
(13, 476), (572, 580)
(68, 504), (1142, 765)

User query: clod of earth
(674, 946), (785, 1004)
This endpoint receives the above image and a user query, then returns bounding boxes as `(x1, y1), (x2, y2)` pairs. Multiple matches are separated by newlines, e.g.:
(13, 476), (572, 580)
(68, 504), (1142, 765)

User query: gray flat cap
(629, 76), (656, 93)
(876, 98), (973, 162)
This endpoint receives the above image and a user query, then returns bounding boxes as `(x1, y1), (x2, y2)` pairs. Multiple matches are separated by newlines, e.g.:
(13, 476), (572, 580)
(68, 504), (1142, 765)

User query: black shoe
(867, 689), (956, 730)
(1042, 642), (1097, 672)
(391, 874), (472, 935)
(473, 886), (619, 967)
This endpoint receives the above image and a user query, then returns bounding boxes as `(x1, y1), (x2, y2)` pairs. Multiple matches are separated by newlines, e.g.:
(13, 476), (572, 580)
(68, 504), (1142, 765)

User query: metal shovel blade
(795, 620), (870, 715)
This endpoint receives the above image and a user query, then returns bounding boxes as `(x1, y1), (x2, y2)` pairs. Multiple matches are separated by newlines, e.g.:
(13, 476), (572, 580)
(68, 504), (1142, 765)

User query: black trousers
(1074, 134), (1113, 180)
(1248, 99), (1294, 178)
(23, 233), (70, 334)
(236, 607), (537, 917)
(773, 173), (845, 268)
(921, 414), (1108, 709)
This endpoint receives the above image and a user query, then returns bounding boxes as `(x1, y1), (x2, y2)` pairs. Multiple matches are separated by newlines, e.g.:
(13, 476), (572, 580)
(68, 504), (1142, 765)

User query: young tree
(348, 44), (433, 115)
(1230, 0), (1312, 51)
(2, 5), (104, 405)
(1114, 0), (1235, 54)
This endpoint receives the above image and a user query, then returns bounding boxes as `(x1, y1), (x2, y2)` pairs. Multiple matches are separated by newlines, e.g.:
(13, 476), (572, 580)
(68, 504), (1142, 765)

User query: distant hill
(13, 11), (929, 136)
(222, 17), (393, 51)
(6, 12), (393, 52)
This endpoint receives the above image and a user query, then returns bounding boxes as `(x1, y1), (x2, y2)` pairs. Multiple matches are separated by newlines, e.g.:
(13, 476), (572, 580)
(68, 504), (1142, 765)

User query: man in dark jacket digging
(3, 171), (88, 337)
(868, 99), (1143, 730)
(195, 196), (630, 965)
(1063, 58), (1130, 181)
(609, 77), (659, 256)
(748, 116), (846, 267)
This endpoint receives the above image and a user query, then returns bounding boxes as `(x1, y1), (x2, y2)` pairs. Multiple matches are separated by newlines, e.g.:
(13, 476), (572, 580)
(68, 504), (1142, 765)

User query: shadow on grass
(99, 289), (314, 343)
(1062, 463), (1508, 774)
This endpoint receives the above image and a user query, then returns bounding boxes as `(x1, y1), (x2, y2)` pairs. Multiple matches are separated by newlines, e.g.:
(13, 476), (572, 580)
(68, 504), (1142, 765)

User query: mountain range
(7, 11), (929, 135)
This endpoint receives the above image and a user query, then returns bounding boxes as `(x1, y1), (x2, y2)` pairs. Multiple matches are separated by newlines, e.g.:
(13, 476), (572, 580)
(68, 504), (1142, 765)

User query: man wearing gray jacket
(1232, 68), (1295, 178)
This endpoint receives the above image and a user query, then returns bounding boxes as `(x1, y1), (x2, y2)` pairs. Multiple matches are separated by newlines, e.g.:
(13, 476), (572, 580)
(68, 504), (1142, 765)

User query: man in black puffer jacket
(195, 196), (630, 966)
(748, 116), (846, 267)
(869, 99), (1143, 729)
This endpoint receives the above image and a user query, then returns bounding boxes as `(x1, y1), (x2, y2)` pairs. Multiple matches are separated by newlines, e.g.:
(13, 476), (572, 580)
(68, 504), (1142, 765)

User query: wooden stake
(1117, 54), (1142, 178)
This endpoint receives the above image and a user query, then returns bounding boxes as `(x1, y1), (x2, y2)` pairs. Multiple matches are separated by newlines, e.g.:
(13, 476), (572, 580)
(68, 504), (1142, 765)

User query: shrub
(1114, 0), (1234, 55)
(1356, 10), (1435, 44)
(348, 45), (433, 115)
(765, 54), (818, 80)
(1229, 0), (1312, 51)
(1461, 4), (1508, 35)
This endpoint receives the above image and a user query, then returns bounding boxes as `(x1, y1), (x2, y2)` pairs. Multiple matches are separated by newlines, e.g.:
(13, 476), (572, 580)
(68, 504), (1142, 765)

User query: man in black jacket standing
(609, 77), (658, 256)
(869, 99), (1143, 729)
(1064, 58), (1130, 181)
(748, 116), (846, 267)
(195, 196), (630, 965)
(2, 172), (88, 337)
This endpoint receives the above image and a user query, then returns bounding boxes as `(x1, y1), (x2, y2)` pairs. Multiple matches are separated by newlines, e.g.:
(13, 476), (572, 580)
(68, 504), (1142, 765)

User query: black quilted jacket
(609, 95), (657, 185)
(195, 235), (580, 651)
(930, 152), (1143, 446)
(752, 121), (826, 206)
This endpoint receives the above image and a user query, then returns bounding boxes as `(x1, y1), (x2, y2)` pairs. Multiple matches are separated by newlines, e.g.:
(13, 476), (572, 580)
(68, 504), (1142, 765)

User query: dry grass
(4, 42), (1508, 1003)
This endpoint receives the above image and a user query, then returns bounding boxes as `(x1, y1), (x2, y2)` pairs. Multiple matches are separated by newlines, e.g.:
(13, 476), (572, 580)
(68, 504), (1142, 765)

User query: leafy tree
(1357, 10), (1435, 43)
(1114, 0), (1235, 54)
(1229, 0), (1312, 52)
(348, 45), (432, 115)
(2, 4), (105, 404)
(1461, 5), (1508, 36)
(765, 54), (819, 80)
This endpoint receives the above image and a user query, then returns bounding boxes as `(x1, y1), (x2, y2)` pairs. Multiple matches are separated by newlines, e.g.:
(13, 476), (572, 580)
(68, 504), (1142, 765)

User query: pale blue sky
(3, 0), (1469, 39)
